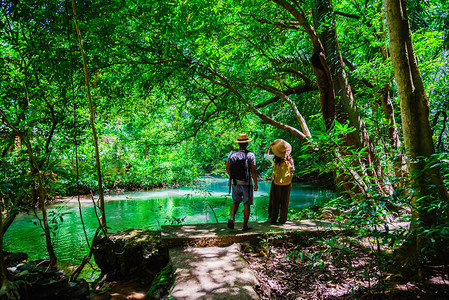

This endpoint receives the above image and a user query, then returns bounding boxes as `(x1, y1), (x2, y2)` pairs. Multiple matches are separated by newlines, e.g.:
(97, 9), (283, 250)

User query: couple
(226, 133), (295, 231)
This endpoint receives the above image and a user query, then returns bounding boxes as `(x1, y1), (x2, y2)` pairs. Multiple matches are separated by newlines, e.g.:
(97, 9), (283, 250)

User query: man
(226, 133), (258, 231)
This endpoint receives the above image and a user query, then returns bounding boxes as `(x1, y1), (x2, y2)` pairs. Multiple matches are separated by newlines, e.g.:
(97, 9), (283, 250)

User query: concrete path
(161, 220), (336, 248)
(164, 221), (335, 299)
(163, 220), (409, 299)
(169, 243), (259, 299)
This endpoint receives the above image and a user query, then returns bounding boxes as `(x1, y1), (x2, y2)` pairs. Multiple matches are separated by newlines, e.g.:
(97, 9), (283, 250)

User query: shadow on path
(169, 244), (259, 299)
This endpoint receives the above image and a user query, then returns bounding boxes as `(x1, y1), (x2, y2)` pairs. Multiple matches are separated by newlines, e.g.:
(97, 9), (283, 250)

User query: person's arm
(251, 164), (258, 191)
(288, 156), (295, 174)
(264, 143), (275, 163)
(265, 142), (274, 155)
(225, 151), (232, 177)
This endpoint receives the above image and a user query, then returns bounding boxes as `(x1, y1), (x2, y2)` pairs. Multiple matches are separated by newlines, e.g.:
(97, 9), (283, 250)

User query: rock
(7, 259), (89, 300)
(92, 228), (169, 281)
(4, 251), (28, 267)
(0, 281), (30, 300)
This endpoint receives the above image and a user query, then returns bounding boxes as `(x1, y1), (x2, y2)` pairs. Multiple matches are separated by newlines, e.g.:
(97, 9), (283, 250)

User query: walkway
(163, 220), (410, 299)
(161, 220), (336, 248)
(169, 243), (258, 299)
(163, 220), (336, 299)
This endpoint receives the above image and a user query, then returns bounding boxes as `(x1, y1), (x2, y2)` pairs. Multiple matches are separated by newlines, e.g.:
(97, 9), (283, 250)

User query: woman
(265, 139), (295, 224)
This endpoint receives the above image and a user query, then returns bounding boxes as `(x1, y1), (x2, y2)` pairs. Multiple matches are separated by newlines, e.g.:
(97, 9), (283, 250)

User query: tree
(0, 0), (68, 269)
(55, 0), (403, 196)
(164, 0), (385, 194)
(71, 0), (107, 232)
(0, 210), (10, 296)
(385, 0), (449, 269)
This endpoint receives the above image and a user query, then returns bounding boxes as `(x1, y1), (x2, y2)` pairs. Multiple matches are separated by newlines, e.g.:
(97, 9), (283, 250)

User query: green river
(4, 177), (334, 264)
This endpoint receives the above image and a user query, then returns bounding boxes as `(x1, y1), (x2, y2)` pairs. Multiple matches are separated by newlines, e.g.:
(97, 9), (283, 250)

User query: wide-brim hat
(234, 133), (253, 143)
(271, 139), (292, 158)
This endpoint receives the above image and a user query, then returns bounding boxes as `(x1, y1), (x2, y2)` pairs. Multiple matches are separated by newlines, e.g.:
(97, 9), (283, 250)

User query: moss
(147, 263), (173, 299)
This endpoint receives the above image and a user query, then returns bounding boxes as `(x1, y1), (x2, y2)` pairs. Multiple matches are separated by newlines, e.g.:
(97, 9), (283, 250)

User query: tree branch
(334, 11), (361, 19)
(281, 68), (313, 85)
(170, 41), (312, 143)
(250, 83), (312, 139)
(257, 18), (300, 30)
(39, 101), (58, 169)
(255, 84), (316, 109)
(193, 65), (310, 143)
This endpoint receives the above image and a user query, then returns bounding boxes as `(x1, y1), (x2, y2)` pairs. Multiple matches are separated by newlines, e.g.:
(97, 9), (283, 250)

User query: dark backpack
(229, 150), (251, 185)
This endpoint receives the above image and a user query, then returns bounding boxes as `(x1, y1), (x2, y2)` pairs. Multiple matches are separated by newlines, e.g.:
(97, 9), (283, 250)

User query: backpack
(273, 160), (293, 185)
(229, 150), (250, 185)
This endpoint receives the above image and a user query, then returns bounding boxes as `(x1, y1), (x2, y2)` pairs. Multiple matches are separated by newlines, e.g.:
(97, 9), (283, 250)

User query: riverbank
(57, 173), (335, 204)
(56, 177), (197, 203)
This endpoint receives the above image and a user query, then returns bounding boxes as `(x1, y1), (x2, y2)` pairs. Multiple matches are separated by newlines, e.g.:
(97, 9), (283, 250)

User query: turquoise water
(3, 177), (334, 263)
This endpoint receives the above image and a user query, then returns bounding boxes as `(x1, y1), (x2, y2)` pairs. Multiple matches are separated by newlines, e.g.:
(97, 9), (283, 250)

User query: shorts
(231, 184), (253, 206)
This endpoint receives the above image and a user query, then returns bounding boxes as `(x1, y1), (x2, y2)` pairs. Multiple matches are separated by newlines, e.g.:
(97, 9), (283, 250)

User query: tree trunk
(312, 0), (391, 196)
(380, 84), (407, 180)
(22, 137), (58, 269)
(72, 0), (107, 231)
(386, 0), (449, 223)
(2, 212), (18, 235)
(385, 0), (449, 273)
(271, 0), (336, 129)
(317, 0), (380, 169)
(377, 2), (406, 179)
(0, 207), (10, 290)
(0, 111), (58, 269)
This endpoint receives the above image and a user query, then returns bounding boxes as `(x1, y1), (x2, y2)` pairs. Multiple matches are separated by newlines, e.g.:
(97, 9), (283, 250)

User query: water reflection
(4, 177), (334, 262)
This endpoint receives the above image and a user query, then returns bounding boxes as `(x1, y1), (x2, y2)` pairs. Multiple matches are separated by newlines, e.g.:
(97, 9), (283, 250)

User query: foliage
(259, 231), (288, 258)
(147, 263), (174, 298)
(291, 151), (449, 273)
(0, 0), (447, 190)
(1, 0), (449, 288)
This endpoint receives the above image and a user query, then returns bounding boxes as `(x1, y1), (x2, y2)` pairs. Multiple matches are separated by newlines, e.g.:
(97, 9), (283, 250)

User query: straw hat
(234, 133), (253, 143)
(271, 139), (292, 158)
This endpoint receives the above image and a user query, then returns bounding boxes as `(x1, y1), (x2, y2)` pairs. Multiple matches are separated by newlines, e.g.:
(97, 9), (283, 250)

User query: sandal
(227, 219), (234, 229)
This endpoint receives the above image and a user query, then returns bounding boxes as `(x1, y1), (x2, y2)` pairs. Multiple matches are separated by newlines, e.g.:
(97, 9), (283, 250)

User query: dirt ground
(241, 236), (449, 299)
(91, 279), (149, 300)
(89, 241), (449, 299)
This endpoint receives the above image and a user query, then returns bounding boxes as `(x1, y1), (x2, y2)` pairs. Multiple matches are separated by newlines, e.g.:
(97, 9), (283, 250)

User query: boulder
(4, 251), (28, 267)
(92, 228), (168, 281)
(7, 259), (89, 300)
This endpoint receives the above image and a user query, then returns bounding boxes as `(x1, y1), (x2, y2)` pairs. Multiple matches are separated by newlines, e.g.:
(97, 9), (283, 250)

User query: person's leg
(242, 185), (253, 230)
(279, 184), (292, 224)
(230, 184), (244, 221)
(270, 184), (281, 223)
(231, 202), (239, 222)
(268, 182), (274, 220)
(228, 185), (242, 229)
(243, 205), (251, 230)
